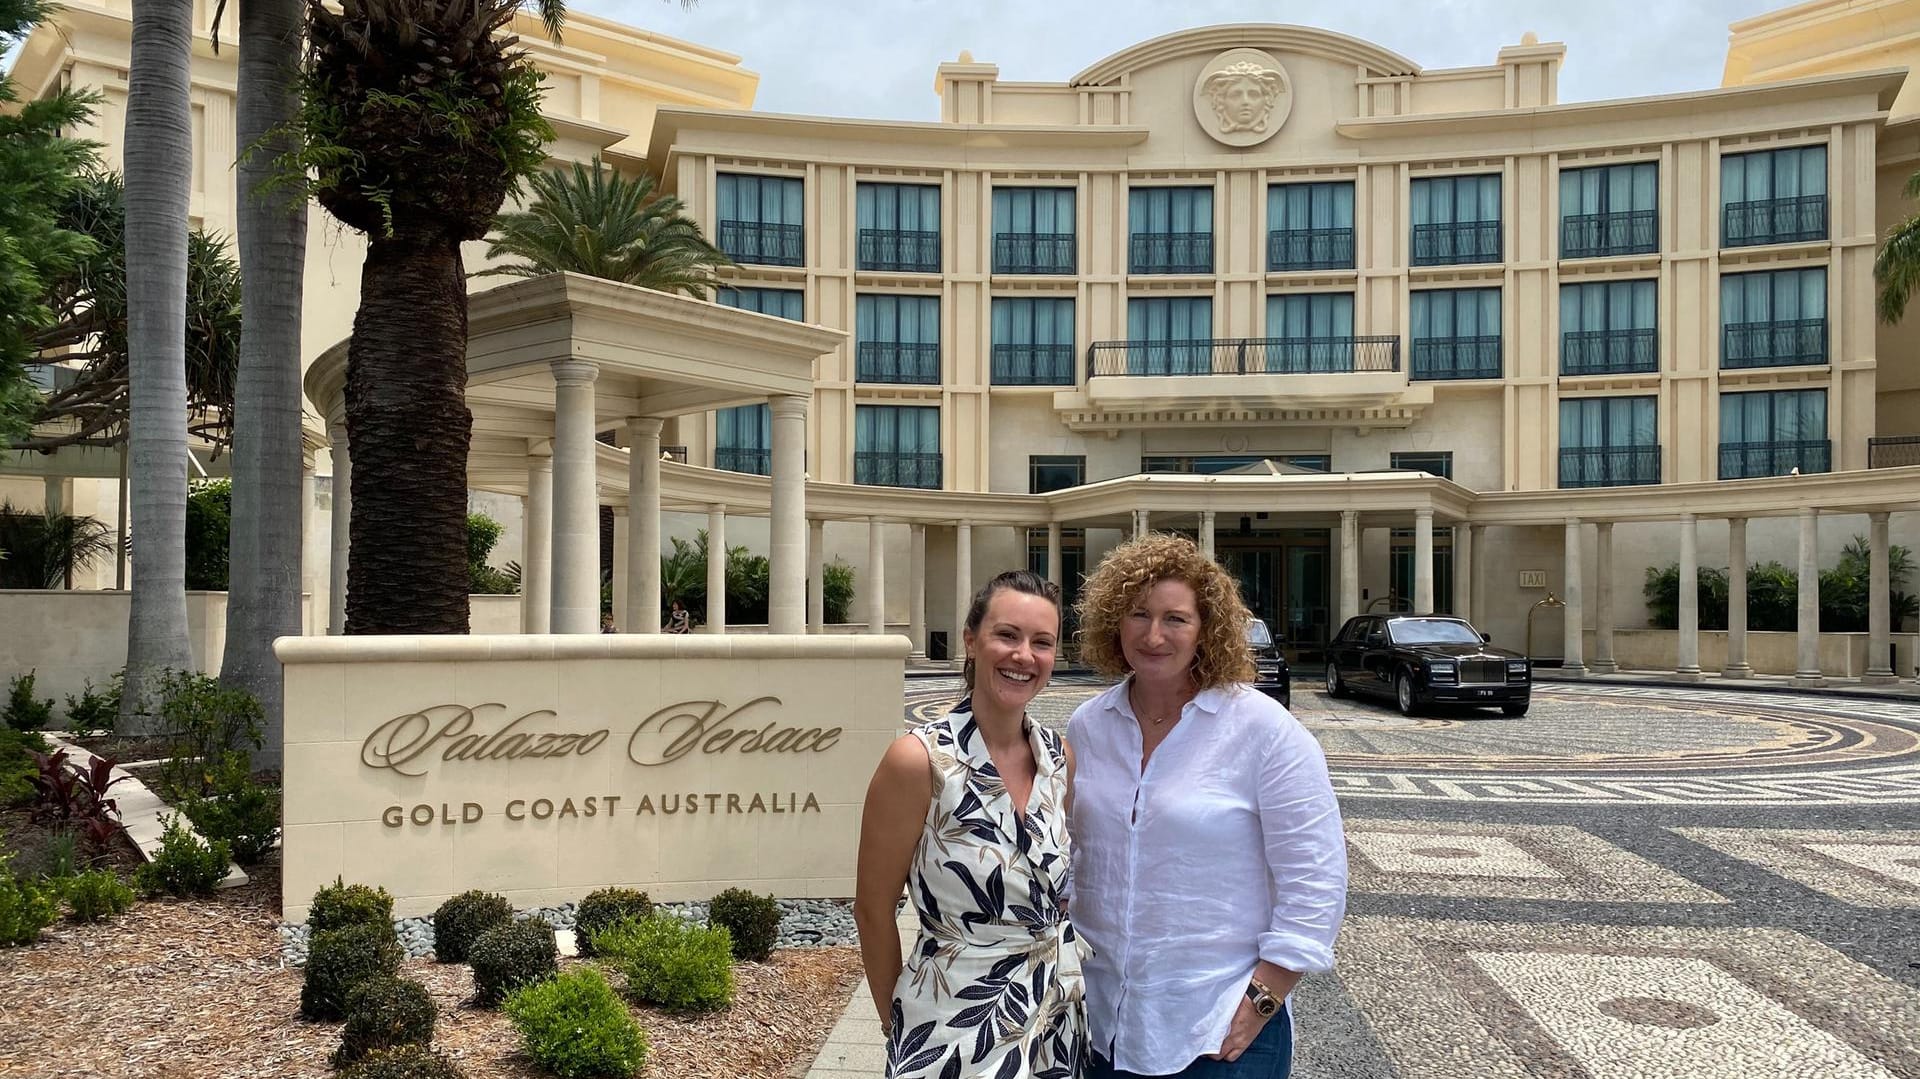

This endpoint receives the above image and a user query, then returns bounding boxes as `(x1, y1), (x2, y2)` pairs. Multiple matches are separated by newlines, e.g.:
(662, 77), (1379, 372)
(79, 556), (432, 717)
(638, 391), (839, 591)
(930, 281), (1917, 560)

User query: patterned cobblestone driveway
(901, 677), (1920, 1078)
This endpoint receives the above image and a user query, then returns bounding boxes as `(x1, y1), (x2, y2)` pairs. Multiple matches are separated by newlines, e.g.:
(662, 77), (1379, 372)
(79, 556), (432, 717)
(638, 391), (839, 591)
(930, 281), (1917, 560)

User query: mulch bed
(0, 805), (144, 877)
(0, 868), (866, 1079)
(61, 735), (174, 765)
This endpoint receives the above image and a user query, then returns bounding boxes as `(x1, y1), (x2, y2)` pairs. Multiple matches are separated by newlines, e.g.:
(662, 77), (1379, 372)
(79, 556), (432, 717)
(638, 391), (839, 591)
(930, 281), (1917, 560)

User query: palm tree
(480, 159), (731, 294)
(1876, 171), (1920, 323)
(281, 0), (562, 634)
(120, 0), (198, 730)
(0, 502), (118, 589)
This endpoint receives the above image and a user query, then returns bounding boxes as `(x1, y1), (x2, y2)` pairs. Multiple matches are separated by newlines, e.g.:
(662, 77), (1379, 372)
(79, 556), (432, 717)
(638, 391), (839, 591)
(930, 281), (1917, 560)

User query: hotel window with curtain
(710, 288), (802, 475)
(1264, 293), (1357, 373)
(715, 174), (804, 267)
(991, 297), (1075, 385)
(992, 188), (1075, 274)
(1559, 396), (1660, 488)
(1719, 389), (1829, 479)
(1722, 145), (1827, 247)
(1110, 296), (1212, 375)
(1560, 162), (1657, 258)
(1267, 181), (1354, 270)
(1410, 174), (1501, 266)
(1560, 280), (1657, 375)
(854, 404), (941, 489)
(716, 286), (804, 321)
(1721, 268), (1827, 369)
(1410, 288), (1501, 380)
(1128, 186), (1214, 273)
(856, 182), (941, 273)
(855, 294), (941, 384)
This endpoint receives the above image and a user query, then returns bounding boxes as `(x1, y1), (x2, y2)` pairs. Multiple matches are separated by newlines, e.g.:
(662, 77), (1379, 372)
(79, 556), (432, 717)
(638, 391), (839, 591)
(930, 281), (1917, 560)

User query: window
(1028, 455), (1085, 493)
(1721, 268), (1826, 369)
(856, 182), (940, 272)
(1410, 174), (1501, 266)
(717, 287), (804, 321)
(1264, 293), (1356, 373)
(1560, 163), (1657, 258)
(854, 405), (940, 488)
(1128, 187), (1213, 273)
(993, 188), (1075, 274)
(1267, 182), (1354, 270)
(1722, 146), (1827, 247)
(991, 297), (1075, 385)
(1410, 289), (1501, 380)
(1720, 389), (1829, 478)
(1559, 396), (1659, 487)
(714, 404), (770, 476)
(855, 295), (940, 384)
(716, 174), (803, 266)
(1142, 454), (1329, 474)
(1560, 280), (1657, 375)
(1107, 297), (1213, 375)
(1390, 531), (1454, 615)
(1390, 451), (1453, 479)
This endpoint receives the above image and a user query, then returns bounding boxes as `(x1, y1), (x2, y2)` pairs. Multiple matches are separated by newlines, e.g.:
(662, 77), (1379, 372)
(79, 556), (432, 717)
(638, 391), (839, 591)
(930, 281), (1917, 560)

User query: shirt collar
(1105, 675), (1232, 720)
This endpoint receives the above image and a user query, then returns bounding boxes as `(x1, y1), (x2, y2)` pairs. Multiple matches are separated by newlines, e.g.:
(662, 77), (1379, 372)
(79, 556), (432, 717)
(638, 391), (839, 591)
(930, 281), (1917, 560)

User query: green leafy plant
(184, 479), (232, 591)
(574, 887), (652, 958)
(152, 670), (264, 800)
(708, 888), (780, 963)
(505, 966), (648, 1079)
(0, 728), (52, 806)
(63, 679), (117, 737)
(133, 814), (230, 897)
(467, 512), (518, 595)
(0, 854), (61, 947)
(338, 1046), (469, 1079)
(5, 670), (54, 732)
(63, 868), (134, 923)
(334, 975), (436, 1066)
(430, 889), (513, 963)
(468, 919), (558, 1007)
(593, 913), (735, 1012)
(178, 751), (279, 865)
(1645, 539), (1917, 634)
(301, 921), (404, 1020)
(0, 504), (117, 590)
(308, 877), (396, 936)
(823, 558), (856, 624)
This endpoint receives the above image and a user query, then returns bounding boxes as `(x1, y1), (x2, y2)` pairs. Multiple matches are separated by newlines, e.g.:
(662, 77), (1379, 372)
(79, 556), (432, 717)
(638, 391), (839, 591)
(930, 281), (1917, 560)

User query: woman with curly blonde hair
(1067, 533), (1347, 1079)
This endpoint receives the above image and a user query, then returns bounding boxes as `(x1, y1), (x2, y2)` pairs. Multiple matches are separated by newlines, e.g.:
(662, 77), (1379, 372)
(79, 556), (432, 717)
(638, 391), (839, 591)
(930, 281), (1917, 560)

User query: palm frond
(1875, 209), (1920, 324)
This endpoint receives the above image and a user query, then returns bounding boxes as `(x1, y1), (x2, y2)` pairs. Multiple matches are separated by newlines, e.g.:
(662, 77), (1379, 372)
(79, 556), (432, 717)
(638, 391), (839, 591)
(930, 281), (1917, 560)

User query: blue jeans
(1088, 1004), (1293, 1079)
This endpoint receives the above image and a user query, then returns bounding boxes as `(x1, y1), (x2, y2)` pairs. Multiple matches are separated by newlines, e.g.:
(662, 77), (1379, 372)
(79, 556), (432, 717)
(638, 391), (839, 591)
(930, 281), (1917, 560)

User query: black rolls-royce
(1324, 614), (1530, 717)
(1247, 617), (1291, 709)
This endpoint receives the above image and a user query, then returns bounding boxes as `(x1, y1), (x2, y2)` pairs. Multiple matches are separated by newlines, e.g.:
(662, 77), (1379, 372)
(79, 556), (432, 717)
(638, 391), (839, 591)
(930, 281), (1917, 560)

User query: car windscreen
(1386, 618), (1481, 646)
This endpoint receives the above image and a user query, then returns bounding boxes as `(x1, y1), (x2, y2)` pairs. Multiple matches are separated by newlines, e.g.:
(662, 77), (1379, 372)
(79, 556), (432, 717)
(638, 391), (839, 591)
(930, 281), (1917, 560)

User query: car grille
(1459, 659), (1506, 685)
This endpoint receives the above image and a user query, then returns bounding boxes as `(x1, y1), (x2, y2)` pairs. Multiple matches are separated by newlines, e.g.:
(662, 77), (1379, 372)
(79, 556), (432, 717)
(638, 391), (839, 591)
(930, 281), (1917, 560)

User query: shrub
(594, 913), (735, 1011)
(823, 558), (856, 624)
(334, 975), (436, 1066)
(338, 1046), (468, 1079)
(152, 670), (263, 801)
(133, 814), (230, 897)
(0, 856), (61, 947)
(0, 504), (116, 589)
(63, 679), (117, 737)
(431, 889), (513, 964)
(574, 887), (652, 958)
(0, 728), (51, 806)
(708, 888), (780, 962)
(468, 919), (558, 1007)
(64, 869), (134, 923)
(5, 671), (54, 732)
(505, 967), (648, 1079)
(179, 751), (279, 865)
(468, 513), (518, 594)
(309, 877), (395, 936)
(185, 479), (231, 591)
(301, 921), (404, 1020)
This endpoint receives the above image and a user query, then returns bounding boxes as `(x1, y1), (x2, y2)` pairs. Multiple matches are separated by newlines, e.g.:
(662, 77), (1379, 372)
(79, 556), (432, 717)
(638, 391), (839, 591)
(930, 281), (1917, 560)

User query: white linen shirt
(1067, 678), (1348, 1075)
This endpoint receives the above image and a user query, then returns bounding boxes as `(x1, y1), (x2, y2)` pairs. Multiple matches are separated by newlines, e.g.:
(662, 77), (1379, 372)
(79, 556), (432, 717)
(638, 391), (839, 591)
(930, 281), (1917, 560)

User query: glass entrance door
(1285, 545), (1331, 664)
(1220, 548), (1279, 631)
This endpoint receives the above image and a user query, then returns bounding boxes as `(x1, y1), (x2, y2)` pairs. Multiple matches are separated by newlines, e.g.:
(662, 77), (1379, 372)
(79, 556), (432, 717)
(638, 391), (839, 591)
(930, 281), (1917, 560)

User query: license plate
(1476, 690), (1493, 697)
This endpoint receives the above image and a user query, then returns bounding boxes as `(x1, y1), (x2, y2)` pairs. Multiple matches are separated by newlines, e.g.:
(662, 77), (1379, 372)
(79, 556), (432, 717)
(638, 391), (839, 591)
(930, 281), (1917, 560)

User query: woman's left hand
(1209, 996), (1270, 1062)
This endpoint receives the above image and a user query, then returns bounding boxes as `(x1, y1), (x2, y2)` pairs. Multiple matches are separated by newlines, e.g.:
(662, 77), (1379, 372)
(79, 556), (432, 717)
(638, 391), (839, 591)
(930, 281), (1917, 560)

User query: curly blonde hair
(1075, 532), (1256, 689)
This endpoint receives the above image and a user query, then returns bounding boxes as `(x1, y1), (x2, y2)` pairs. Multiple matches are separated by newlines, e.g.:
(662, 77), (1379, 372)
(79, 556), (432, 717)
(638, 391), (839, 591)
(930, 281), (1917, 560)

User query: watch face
(1255, 997), (1278, 1017)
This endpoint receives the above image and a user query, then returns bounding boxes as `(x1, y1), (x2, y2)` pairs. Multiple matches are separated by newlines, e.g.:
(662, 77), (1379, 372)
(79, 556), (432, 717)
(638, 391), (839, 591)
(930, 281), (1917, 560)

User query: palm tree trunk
(344, 231), (471, 634)
(221, 0), (309, 767)
(120, 0), (198, 732)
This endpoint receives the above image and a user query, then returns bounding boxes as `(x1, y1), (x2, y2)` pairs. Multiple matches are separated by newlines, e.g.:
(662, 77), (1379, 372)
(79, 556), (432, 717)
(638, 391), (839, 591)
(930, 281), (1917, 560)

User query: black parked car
(1248, 617), (1292, 709)
(1324, 614), (1530, 717)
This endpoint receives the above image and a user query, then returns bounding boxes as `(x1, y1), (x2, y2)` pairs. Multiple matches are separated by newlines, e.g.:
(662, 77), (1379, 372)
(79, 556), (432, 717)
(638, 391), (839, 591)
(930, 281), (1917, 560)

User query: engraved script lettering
(360, 704), (610, 777)
(625, 697), (843, 767)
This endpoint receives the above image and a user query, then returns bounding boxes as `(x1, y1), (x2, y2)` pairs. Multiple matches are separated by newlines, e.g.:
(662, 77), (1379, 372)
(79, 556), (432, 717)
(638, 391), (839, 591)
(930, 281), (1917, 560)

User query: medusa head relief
(1192, 49), (1292, 147)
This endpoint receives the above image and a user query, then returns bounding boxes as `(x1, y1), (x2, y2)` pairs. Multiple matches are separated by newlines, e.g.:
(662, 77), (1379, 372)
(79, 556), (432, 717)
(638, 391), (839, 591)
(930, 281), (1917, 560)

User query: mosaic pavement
(897, 675), (1920, 1077)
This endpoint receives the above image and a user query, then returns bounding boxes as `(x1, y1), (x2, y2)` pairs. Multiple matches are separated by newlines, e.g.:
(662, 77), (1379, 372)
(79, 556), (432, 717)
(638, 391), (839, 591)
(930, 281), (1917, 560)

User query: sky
(586, 0), (1777, 121)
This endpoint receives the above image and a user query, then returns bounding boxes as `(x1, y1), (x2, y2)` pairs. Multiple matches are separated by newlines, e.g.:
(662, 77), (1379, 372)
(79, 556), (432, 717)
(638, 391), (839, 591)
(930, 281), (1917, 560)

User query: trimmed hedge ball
(468, 919), (558, 1007)
(337, 1046), (468, 1079)
(574, 887), (653, 958)
(708, 888), (781, 962)
(301, 922), (403, 1021)
(333, 975), (436, 1067)
(431, 889), (514, 964)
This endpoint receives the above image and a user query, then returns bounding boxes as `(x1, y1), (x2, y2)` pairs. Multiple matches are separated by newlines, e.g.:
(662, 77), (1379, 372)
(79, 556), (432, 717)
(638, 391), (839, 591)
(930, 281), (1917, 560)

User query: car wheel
(1502, 702), (1529, 718)
(1395, 671), (1421, 716)
(1325, 663), (1345, 698)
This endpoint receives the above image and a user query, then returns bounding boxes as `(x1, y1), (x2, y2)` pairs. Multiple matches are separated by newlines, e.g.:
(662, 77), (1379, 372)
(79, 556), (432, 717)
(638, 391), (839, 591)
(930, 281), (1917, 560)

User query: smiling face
(1118, 578), (1202, 688)
(963, 589), (1060, 716)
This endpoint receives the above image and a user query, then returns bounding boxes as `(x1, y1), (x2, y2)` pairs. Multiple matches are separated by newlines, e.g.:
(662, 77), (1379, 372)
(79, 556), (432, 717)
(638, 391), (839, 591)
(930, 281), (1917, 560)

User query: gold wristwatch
(1244, 974), (1280, 1018)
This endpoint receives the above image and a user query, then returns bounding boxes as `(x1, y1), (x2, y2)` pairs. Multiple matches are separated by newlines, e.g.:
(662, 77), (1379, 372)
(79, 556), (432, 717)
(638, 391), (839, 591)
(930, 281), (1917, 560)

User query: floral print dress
(886, 701), (1089, 1079)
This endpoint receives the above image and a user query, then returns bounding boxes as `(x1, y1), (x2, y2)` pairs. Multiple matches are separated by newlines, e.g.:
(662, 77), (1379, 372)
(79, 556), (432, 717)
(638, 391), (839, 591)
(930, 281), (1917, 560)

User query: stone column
(1454, 522), (1475, 625)
(610, 505), (629, 632)
(1133, 509), (1149, 539)
(807, 518), (826, 632)
(953, 520), (972, 669)
(549, 359), (601, 635)
(1590, 522), (1616, 674)
(867, 516), (887, 634)
(1045, 522), (1063, 586)
(1199, 510), (1216, 559)
(1413, 509), (1435, 614)
(1562, 518), (1587, 676)
(909, 523), (927, 656)
(1866, 511), (1896, 684)
(1469, 525), (1486, 630)
(327, 414), (351, 635)
(768, 394), (808, 634)
(1676, 514), (1702, 680)
(706, 504), (727, 634)
(1725, 517), (1751, 678)
(1792, 507), (1824, 687)
(522, 450), (552, 635)
(301, 463), (320, 627)
(1339, 510), (1360, 624)
(626, 417), (663, 634)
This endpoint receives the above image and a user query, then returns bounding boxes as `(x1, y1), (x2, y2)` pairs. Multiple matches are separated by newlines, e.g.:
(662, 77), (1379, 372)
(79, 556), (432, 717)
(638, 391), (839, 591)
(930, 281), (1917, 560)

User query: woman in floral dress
(855, 569), (1088, 1079)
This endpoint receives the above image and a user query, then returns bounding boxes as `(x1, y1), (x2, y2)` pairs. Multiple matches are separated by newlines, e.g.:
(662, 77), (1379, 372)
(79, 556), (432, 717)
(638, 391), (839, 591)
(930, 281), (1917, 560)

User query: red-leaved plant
(28, 750), (129, 860)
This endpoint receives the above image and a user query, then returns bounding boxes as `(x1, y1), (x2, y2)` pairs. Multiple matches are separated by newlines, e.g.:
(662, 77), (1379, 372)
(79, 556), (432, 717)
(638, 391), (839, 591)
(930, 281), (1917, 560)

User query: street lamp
(1526, 591), (1566, 665)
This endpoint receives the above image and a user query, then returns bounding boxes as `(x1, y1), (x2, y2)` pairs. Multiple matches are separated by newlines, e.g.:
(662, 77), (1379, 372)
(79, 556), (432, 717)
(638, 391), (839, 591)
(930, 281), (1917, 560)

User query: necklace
(1130, 687), (1187, 726)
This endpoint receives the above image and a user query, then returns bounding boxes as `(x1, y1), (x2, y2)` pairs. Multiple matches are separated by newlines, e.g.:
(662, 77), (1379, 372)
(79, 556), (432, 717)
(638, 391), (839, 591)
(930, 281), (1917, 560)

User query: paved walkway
(803, 912), (913, 1079)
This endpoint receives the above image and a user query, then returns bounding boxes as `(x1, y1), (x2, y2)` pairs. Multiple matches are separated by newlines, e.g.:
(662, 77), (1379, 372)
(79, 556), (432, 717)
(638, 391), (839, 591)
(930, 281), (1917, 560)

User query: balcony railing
(857, 228), (940, 273)
(1723, 194), (1828, 247)
(1562, 329), (1657, 375)
(854, 451), (942, 489)
(993, 233), (1075, 274)
(1561, 209), (1657, 259)
(1411, 337), (1501, 380)
(1719, 439), (1830, 479)
(1722, 318), (1827, 369)
(713, 447), (770, 476)
(991, 343), (1075, 386)
(1869, 435), (1920, 469)
(1086, 336), (1400, 378)
(1267, 227), (1355, 271)
(855, 341), (940, 384)
(1128, 232), (1213, 274)
(1411, 220), (1501, 266)
(716, 220), (804, 267)
(1559, 445), (1662, 488)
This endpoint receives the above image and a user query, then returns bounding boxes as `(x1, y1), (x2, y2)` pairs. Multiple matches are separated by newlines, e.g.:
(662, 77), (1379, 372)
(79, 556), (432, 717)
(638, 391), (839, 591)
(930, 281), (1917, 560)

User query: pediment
(1069, 23), (1420, 87)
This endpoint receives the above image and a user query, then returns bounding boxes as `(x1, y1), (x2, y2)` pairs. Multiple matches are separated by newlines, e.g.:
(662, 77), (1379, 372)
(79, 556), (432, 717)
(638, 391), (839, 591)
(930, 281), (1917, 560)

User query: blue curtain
(1129, 187), (1213, 236)
(1720, 268), (1825, 325)
(1560, 396), (1656, 449)
(1560, 162), (1656, 216)
(855, 405), (939, 454)
(991, 297), (1074, 347)
(993, 188), (1075, 235)
(1721, 145), (1827, 204)
(857, 183), (940, 232)
(717, 287), (804, 321)
(1560, 280), (1656, 333)
(716, 404), (770, 451)
(1720, 390), (1826, 444)
(856, 295), (940, 346)
(1268, 182), (1353, 231)
(1126, 297), (1212, 374)
(717, 174), (803, 225)
(1412, 288), (1499, 341)
(1411, 175), (1500, 226)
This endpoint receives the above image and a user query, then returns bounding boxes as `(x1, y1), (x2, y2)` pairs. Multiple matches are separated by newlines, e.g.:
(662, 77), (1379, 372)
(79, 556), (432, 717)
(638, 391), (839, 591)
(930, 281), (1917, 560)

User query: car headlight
(1507, 661), (1529, 673)
(1429, 661), (1456, 681)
